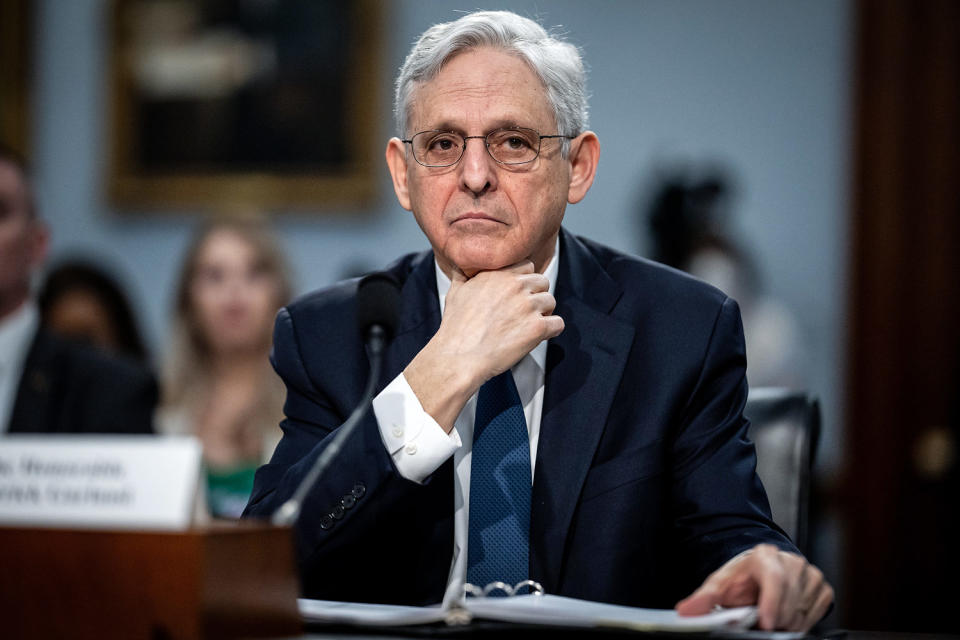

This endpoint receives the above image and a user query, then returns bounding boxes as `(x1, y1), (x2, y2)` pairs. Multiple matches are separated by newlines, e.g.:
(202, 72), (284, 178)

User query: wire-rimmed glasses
(401, 127), (575, 167)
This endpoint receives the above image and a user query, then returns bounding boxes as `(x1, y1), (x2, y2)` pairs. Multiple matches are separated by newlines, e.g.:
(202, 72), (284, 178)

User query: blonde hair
(160, 215), (292, 457)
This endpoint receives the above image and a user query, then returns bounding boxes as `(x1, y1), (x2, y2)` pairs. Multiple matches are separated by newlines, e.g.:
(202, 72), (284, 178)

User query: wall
(30, 0), (852, 469)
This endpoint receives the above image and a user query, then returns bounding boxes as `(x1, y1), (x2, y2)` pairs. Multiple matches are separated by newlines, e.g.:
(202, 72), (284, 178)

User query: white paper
(298, 599), (447, 626)
(298, 593), (757, 631)
(463, 594), (756, 631)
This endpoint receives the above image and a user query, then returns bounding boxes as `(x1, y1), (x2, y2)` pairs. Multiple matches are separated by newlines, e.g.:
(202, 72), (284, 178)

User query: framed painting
(108, 0), (382, 211)
(0, 0), (31, 156)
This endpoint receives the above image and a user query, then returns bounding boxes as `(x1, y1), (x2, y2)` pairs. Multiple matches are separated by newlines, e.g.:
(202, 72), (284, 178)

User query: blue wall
(30, 0), (852, 469)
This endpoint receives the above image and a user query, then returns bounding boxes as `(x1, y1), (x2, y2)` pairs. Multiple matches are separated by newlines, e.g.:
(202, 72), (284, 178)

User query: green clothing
(206, 464), (258, 519)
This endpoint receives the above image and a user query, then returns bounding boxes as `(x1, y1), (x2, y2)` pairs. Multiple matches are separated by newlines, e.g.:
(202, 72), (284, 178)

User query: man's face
(0, 160), (46, 317)
(388, 48), (574, 277)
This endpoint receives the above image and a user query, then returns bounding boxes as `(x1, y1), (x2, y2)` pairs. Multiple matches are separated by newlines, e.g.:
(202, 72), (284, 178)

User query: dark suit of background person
(0, 145), (156, 436)
(244, 228), (795, 607)
(6, 327), (156, 435)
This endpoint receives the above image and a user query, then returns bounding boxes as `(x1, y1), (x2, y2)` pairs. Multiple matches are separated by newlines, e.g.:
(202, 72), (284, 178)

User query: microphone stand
(272, 325), (387, 527)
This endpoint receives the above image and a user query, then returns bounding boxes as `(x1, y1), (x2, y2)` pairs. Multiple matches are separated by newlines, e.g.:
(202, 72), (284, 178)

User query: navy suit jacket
(244, 228), (795, 607)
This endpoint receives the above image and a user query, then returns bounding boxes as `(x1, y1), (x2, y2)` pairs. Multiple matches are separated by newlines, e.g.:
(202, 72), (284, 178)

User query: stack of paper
(299, 593), (758, 632)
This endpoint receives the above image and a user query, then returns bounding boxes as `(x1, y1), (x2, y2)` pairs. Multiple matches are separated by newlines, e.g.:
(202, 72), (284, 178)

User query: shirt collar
(0, 301), (39, 370)
(434, 236), (560, 372)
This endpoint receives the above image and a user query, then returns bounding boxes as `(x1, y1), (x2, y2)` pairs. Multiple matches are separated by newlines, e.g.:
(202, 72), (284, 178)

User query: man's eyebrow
(421, 119), (531, 134)
(424, 121), (465, 135)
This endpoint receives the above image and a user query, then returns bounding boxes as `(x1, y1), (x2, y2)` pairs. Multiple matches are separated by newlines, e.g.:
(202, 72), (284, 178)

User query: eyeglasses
(401, 127), (575, 167)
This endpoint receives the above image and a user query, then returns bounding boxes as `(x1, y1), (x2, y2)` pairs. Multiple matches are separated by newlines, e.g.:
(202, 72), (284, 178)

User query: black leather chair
(745, 388), (821, 554)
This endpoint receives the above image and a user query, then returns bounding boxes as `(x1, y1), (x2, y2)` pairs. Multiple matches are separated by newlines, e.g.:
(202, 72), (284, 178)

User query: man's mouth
(453, 212), (500, 223)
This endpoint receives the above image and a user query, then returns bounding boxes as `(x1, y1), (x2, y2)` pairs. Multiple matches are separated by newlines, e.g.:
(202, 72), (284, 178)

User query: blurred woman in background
(158, 216), (292, 518)
(39, 259), (150, 365)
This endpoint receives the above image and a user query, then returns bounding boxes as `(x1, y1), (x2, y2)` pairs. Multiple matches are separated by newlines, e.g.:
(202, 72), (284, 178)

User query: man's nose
(459, 136), (497, 196)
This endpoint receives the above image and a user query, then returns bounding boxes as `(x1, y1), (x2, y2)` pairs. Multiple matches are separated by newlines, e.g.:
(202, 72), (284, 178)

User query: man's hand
(404, 260), (564, 431)
(675, 544), (834, 631)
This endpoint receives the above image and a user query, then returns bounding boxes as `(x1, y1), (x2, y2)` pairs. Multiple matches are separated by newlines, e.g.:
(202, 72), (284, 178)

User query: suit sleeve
(242, 306), (452, 604)
(669, 297), (799, 593)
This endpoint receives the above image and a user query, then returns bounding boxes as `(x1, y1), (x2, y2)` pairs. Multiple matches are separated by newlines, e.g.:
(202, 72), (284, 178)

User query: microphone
(356, 271), (402, 356)
(272, 272), (401, 527)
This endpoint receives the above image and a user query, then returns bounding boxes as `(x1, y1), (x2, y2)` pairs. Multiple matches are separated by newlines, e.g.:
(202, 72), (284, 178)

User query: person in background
(38, 259), (150, 365)
(158, 216), (291, 518)
(646, 170), (804, 388)
(0, 144), (156, 435)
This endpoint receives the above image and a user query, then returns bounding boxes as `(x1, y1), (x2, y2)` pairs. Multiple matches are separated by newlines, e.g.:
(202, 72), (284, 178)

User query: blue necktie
(467, 370), (531, 593)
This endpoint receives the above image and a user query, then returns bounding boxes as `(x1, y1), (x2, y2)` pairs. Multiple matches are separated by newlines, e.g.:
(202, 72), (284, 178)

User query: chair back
(745, 388), (820, 554)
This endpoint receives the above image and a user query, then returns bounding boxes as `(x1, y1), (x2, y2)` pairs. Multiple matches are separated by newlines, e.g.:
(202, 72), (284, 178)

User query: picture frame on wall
(108, 0), (382, 212)
(0, 0), (32, 157)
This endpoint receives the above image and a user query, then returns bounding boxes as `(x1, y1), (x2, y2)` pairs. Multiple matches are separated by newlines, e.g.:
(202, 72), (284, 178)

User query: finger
(790, 564), (824, 630)
(675, 584), (724, 616)
(519, 273), (550, 293)
(503, 260), (535, 274)
(779, 559), (810, 631)
(752, 547), (787, 630)
(800, 584), (834, 631)
(676, 555), (749, 616)
(541, 314), (564, 339)
(529, 292), (557, 315)
(676, 563), (731, 616)
(798, 563), (824, 605)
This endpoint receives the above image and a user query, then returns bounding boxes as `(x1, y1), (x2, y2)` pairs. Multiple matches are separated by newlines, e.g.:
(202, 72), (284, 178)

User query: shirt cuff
(373, 372), (461, 483)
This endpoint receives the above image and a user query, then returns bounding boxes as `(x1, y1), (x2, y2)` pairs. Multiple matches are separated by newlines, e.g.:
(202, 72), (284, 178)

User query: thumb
(675, 585), (722, 616)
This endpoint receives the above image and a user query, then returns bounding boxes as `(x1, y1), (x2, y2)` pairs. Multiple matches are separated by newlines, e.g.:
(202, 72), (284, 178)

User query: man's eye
(506, 136), (529, 149)
(429, 136), (458, 151)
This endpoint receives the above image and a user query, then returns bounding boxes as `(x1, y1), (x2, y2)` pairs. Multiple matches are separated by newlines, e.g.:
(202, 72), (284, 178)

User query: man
(244, 11), (833, 631)
(0, 146), (156, 435)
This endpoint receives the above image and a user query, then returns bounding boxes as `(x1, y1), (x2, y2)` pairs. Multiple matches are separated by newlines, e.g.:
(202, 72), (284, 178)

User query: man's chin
(455, 258), (520, 278)
(439, 246), (531, 278)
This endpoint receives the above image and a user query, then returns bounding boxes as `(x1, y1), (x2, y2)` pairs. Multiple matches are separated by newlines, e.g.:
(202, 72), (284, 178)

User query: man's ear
(385, 138), (412, 211)
(566, 131), (600, 205)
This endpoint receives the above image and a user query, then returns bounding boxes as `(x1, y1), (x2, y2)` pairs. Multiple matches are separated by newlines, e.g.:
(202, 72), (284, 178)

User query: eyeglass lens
(411, 128), (542, 166)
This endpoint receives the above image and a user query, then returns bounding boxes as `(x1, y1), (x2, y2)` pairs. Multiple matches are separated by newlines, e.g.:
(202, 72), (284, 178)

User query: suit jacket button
(351, 483), (366, 498)
(341, 495), (356, 509)
(319, 515), (334, 530)
(331, 505), (345, 520)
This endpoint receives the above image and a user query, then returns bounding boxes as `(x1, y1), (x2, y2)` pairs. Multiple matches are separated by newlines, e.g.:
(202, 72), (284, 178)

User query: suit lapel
(378, 250), (442, 391)
(530, 230), (635, 591)
(8, 330), (59, 434)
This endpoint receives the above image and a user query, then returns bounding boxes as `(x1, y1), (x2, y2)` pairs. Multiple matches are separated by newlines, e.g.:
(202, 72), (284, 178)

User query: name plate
(0, 436), (202, 530)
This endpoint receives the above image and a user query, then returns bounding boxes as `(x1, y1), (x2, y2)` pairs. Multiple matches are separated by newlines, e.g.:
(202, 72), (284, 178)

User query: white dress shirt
(372, 240), (559, 606)
(0, 302), (39, 434)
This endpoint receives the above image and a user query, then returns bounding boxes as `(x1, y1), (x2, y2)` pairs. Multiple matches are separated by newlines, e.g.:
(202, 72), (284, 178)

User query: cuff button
(341, 495), (356, 509)
(319, 515), (334, 530)
(351, 483), (366, 498)
(331, 505), (345, 520)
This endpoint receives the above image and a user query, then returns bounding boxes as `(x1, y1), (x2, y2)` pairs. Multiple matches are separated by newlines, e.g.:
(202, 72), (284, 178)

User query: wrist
(403, 342), (479, 432)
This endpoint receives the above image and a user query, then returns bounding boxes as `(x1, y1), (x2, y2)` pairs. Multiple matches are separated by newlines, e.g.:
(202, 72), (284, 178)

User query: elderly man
(245, 11), (832, 631)
(0, 146), (156, 435)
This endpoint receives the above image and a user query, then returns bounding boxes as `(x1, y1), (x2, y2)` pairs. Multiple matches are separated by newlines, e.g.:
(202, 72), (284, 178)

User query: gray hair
(394, 11), (589, 154)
